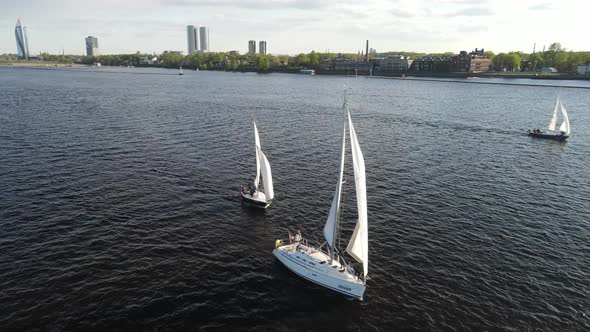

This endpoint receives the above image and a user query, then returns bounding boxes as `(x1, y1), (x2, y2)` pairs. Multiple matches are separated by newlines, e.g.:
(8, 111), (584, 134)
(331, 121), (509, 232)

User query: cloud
(528, 3), (552, 10)
(456, 24), (488, 32)
(390, 9), (415, 18)
(443, 6), (494, 17)
(164, 0), (337, 10)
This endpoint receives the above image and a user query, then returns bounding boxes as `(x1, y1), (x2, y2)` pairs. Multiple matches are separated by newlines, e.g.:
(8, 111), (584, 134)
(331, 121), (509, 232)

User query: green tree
(529, 53), (544, 71)
(257, 54), (270, 72)
(508, 53), (521, 72)
(309, 51), (319, 68)
(296, 53), (309, 67)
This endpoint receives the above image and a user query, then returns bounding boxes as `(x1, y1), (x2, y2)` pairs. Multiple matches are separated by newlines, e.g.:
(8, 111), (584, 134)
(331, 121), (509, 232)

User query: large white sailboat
(273, 92), (369, 300)
(528, 96), (571, 141)
(241, 121), (274, 208)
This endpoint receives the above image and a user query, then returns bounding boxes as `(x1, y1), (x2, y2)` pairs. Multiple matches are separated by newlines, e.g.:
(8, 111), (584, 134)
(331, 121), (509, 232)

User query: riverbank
(315, 69), (589, 81)
(0, 61), (86, 68)
(4, 62), (589, 82)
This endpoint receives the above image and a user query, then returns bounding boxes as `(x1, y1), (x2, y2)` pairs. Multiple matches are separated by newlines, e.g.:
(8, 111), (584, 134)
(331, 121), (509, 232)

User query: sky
(1, 0), (588, 55)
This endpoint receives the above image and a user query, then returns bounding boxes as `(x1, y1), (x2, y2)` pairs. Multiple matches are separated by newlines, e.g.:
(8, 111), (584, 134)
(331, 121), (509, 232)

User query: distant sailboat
(528, 96), (570, 141)
(273, 91), (369, 300)
(179, 65), (184, 75)
(241, 121), (274, 208)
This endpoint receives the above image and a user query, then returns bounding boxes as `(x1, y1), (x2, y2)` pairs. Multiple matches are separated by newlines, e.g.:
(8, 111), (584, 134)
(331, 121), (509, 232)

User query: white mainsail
(254, 122), (261, 189)
(548, 96), (560, 132)
(345, 112), (368, 277)
(559, 102), (571, 135)
(323, 127), (346, 249)
(258, 146), (274, 201)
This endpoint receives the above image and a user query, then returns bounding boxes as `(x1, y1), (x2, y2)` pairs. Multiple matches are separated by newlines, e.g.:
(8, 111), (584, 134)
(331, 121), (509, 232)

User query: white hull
(241, 191), (270, 208)
(273, 244), (366, 300)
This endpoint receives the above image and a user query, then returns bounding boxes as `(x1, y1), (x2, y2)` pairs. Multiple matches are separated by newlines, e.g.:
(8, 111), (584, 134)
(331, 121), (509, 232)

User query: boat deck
(277, 243), (360, 283)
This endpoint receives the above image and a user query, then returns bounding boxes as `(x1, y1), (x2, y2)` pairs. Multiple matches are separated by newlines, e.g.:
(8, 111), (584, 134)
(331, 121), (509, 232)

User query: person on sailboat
(294, 231), (302, 250)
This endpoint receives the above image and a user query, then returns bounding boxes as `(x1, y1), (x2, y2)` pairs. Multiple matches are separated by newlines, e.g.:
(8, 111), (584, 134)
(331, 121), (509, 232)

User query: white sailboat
(273, 92), (369, 300)
(179, 65), (184, 75)
(528, 96), (570, 141)
(241, 121), (274, 208)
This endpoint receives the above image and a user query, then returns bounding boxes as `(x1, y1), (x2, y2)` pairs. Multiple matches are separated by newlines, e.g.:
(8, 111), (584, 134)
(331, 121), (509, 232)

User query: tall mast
(330, 90), (348, 263)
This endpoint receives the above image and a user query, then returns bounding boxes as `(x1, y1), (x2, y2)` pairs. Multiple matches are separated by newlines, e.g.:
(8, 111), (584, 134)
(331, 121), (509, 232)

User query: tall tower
(199, 26), (209, 52)
(259, 41), (267, 55)
(15, 19), (29, 60)
(85, 36), (99, 56)
(248, 40), (256, 53)
(187, 25), (198, 54)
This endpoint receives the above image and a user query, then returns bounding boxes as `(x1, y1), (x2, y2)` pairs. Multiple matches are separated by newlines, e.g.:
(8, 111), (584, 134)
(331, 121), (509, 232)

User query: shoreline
(3, 63), (589, 87)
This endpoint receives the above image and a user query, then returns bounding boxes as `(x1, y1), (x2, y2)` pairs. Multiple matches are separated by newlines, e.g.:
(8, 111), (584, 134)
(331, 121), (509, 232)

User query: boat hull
(241, 192), (270, 208)
(528, 132), (568, 141)
(273, 245), (366, 300)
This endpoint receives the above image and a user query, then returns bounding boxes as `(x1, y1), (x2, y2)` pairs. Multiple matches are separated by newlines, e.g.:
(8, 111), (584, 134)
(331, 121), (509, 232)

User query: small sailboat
(528, 96), (570, 141)
(179, 65), (184, 75)
(241, 121), (274, 208)
(273, 91), (369, 300)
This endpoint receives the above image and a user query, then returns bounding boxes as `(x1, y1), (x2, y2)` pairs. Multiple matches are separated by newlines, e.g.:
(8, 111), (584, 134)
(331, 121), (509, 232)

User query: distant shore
(2, 61), (589, 82)
(0, 61), (86, 68)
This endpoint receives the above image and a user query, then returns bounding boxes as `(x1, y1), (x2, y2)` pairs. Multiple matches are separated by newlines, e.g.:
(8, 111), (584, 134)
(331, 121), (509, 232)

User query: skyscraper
(187, 25), (198, 54)
(15, 19), (29, 60)
(85, 36), (99, 56)
(259, 41), (267, 55)
(199, 26), (209, 52)
(248, 40), (256, 53)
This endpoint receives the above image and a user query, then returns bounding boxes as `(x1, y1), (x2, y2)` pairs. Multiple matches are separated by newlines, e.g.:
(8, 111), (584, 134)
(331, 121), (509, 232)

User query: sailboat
(528, 96), (570, 141)
(241, 121), (274, 208)
(179, 65), (184, 75)
(273, 92), (369, 300)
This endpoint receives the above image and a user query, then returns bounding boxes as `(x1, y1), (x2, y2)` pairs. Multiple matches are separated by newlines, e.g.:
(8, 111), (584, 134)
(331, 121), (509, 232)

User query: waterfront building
(248, 40), (256, 53)
(85, 36), (99, 56)
(577, 64), (590, 76)
(379, 55), (413, 72)
(199, 27), (209, 52)
(411, 48), (490, 73)
(259, 41), (267, 55)
(163, 50), (184, 55)
(410, 56), (451, 72)
(15, 19), (29, 60)
(187, 25), (198, 54)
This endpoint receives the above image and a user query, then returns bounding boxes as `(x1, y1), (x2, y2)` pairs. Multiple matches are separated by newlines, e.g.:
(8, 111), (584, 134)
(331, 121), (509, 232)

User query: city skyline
(1, 0), (589, 55)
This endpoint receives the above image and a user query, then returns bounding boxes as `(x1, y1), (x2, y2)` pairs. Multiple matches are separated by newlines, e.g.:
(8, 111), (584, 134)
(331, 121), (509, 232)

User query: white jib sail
(346, 112), (368, 278)
(323, 126), (346, 249)
(254, 121), (261, 189)
(548, 96), (560, 132)
(559, 102), (570, 135)
(257, 146), (274, 201)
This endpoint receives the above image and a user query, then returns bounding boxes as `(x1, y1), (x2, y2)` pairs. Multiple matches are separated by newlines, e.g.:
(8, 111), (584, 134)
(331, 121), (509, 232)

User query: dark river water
(1, 67), (589, 331)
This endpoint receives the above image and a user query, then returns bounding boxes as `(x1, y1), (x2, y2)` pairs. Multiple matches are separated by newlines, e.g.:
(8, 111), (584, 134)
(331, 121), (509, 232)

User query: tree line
(2, 42), (588, 73)
(489, 43), (590, 72)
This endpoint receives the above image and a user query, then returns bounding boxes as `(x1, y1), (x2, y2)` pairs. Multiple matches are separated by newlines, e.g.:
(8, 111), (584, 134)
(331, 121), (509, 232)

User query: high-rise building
(259, 41), (267, 55)
(248, 40), (256, 53)
(199, 26), (209, 52)
(85, 36), (99, 56)
(15, 19), (29, 60)
(187, 25), (198, 54)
